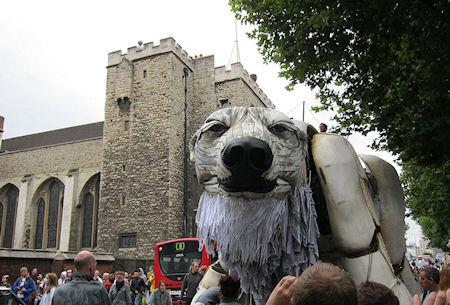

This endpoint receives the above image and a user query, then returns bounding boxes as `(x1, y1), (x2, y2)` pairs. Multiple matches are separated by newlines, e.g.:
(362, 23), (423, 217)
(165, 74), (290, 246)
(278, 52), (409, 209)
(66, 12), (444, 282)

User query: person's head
(20, 267), (29, 278)
(102, 272), (109, 281)
(108, 272), (115, 283)
(94, 270), (100, 278)
(319, 123), (328, 133)
(292, 262), (357, 305)
(219, 276), (241, 300)
(419, 267), (440, 291)
(133, 270), (140, 278)
(45, 273), (58, 289)
(74, 250), (97, 277)
(31, 268), (38, 276)
(190, 261), (200, 273)
(115, 271), (125, 284)
(1, 274), (9, 284)
(158, 281), (167, 292)
(357, 281), (399, 305)
(124, 272), (129, 279)
(439, 265), (450, 291)
(66, 270), (73, 279)
(60, 271), (67, 279)
(149, 266), (154, 273)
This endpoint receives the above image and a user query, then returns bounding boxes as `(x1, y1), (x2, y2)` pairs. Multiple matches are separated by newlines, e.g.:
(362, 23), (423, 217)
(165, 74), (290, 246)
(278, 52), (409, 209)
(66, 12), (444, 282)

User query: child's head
(219, 275), (241, 300)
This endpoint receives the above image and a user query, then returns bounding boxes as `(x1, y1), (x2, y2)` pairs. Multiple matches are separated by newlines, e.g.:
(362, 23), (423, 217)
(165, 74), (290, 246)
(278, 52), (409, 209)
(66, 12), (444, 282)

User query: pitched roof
(1, 122), (104, 152)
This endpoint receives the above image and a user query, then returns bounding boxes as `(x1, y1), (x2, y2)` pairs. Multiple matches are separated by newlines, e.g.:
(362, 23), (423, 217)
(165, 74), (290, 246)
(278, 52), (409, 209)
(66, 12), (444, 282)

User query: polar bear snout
(219, 136), (275, 193)
(222, 136), (273, 173)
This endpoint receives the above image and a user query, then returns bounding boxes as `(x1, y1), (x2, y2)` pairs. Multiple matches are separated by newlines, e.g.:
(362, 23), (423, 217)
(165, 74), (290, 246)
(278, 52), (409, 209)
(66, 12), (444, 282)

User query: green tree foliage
(402, 161), (450, 248)
(230, 0), (450, 246)
(230, 0), (450, 166)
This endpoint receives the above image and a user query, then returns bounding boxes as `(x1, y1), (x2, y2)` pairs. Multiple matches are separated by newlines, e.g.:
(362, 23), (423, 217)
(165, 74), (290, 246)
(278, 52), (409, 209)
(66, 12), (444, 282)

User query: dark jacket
(181, 272), (203, 300)
(51, 272), (110, 305)
(109, 283), (131, 305)
(12, 276), (36, 303)
(130, 277), (145, 295)
(148, 289), (171, 305)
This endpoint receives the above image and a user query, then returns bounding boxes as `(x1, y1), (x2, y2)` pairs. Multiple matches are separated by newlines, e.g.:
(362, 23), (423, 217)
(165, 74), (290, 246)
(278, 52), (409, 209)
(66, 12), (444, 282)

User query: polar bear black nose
(221, 137), (273, 174)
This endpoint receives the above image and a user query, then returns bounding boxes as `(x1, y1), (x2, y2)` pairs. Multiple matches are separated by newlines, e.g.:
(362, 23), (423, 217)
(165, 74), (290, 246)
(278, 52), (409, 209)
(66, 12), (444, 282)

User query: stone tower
(97, 38), (274, 268)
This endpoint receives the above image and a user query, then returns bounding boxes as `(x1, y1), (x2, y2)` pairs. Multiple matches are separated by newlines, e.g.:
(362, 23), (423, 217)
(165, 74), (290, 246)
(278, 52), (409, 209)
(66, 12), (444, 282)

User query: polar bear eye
(269, 124), (289, 135)
(208, 123), (229, 134)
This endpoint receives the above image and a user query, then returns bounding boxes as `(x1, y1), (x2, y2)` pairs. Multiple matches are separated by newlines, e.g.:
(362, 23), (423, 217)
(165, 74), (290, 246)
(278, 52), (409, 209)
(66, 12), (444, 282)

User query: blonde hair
(189, 261), (200, 273)
(440, 265), (450, 291)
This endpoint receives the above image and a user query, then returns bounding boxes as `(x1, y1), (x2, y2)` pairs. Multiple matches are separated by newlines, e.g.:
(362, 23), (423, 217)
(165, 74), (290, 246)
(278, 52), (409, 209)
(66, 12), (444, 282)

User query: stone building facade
(0, 37), (273, 274)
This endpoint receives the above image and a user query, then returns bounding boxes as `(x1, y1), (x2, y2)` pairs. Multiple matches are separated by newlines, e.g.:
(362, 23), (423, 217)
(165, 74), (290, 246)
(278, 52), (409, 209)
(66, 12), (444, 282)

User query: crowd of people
(1, 250), (449, 305)
(0, 250), (204, 305)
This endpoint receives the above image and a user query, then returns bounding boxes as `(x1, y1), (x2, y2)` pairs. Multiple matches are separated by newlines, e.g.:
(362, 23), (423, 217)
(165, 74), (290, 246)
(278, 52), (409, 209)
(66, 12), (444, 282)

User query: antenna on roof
(227, 18), (241, 69)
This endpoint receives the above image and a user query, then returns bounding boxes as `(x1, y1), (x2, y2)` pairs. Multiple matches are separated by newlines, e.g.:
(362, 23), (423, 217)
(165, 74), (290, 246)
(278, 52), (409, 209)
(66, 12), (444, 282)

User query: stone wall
(99, 49), (192, 260)
(215, 79), (267, 108)
(0, 139), (102, 250)
(215, 63), (274, 109)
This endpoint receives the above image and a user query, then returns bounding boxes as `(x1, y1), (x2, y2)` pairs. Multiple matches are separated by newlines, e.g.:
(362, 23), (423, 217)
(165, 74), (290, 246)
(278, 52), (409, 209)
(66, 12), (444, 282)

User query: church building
(0, 37), (273, 274)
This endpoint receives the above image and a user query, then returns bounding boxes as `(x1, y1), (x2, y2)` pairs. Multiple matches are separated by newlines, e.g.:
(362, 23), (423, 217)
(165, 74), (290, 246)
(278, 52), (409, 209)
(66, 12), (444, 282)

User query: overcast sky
(0, 0), (422, 244)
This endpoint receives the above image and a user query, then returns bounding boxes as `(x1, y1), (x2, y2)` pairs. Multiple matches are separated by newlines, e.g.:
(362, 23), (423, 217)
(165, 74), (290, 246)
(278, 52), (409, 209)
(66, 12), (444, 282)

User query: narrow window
(47, 182), (61, 248)
(122, 164), (126, 172)
(0, 203), (3, 243)
(143, 70), (147, 78)
(81, 193), (94, 248)
(124, 120), (130, 131)
(35, 199), (45, 249)
(93, 180), (100, 248)
(79, 174), (100, 249)
(3, 187), (18, 248)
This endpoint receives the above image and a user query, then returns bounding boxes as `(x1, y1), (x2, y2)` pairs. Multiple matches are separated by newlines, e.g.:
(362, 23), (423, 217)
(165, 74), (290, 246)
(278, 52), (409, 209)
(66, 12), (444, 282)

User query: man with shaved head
(52, 250), (110, 305)
(266, 262), (357, 305)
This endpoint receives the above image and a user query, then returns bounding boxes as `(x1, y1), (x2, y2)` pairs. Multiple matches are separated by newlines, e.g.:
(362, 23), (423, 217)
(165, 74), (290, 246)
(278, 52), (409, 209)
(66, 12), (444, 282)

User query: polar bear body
(190, 107), (419, 305)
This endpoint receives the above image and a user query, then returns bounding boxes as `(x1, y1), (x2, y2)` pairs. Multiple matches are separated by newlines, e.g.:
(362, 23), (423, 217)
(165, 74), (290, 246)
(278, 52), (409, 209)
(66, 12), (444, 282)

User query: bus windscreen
(158, 240), (202, 279)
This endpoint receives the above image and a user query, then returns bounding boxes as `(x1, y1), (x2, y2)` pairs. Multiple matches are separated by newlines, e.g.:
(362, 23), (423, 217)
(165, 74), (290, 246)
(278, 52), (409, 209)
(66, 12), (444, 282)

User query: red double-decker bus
(153, 238), (215, 303)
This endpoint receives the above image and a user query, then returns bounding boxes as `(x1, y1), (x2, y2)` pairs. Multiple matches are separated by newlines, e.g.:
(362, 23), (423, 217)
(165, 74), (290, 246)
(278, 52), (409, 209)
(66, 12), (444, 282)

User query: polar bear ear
(189, 130), (200, 162)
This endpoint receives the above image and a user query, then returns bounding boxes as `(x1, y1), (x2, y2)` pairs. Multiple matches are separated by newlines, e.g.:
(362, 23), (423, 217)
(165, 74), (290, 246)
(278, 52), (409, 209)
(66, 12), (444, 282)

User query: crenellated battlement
(107, 37), (195, 70)
(215, 63), (274, 109)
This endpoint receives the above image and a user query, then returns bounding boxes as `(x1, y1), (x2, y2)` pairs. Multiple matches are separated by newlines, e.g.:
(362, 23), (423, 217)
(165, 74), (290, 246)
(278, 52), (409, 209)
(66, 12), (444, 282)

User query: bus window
(158, 241), (202, 276)
(154, 237), (215, 303)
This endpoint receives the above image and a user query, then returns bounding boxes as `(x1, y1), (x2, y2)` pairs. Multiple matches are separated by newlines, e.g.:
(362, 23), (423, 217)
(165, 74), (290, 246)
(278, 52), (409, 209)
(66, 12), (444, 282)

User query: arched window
(34, 179), (64, 249)
(0, 202), (3, 245)
(35, 199), (45, 249)
(0, 184), (19, 248)
(80, 174), (100, 249)
(81, 193), (93, 248)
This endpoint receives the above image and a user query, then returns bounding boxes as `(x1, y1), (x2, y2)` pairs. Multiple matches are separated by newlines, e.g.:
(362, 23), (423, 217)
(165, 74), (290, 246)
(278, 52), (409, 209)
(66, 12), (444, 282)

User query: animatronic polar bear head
(190, 107), (319, 304)
(191, 107), (308, 198)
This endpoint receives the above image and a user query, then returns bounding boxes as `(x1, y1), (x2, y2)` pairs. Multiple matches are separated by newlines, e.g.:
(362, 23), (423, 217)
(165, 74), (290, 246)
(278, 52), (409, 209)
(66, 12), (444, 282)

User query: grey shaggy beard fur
(196, 186), (319, 304)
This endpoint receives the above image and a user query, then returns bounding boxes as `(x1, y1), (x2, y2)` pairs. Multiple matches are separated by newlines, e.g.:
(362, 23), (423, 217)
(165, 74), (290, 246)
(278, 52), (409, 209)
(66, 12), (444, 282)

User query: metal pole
(235, 19), (241, 63)
(302, 101), (305, 121)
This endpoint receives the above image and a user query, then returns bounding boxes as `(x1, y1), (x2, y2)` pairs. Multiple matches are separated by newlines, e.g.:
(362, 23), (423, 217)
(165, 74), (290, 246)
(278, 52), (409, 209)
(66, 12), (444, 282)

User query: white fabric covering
(196, 186), (319, 303)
